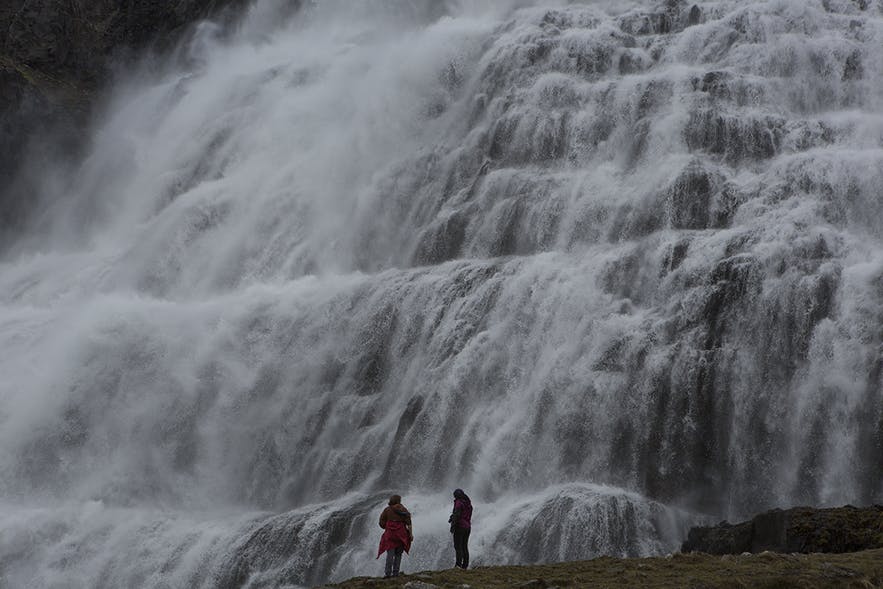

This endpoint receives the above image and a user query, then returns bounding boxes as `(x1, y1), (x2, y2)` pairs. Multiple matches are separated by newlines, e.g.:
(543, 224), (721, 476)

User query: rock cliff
(0, 0), (251, 237)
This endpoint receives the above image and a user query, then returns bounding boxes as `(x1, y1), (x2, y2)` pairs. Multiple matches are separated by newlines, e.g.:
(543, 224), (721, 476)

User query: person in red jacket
(448, 488), (472, 569)
(377, 494), (413, 578)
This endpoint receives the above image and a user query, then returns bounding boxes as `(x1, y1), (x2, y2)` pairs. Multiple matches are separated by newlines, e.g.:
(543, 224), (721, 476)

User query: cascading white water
(1, 0), (882, 586)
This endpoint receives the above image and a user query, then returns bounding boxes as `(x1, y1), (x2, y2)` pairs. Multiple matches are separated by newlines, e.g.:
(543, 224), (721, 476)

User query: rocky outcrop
(1, 0), (254, 84)
(681, 505), (883, 555)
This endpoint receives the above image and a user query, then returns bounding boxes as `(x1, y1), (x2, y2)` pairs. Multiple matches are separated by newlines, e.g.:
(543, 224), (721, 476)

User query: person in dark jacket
(377, 494), (413, 578)
(448, 488), (472, 569)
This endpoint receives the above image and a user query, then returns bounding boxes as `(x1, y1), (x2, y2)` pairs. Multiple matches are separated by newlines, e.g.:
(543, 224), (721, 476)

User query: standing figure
(448, 488), (472, 569)
(377, 494), (413, 578)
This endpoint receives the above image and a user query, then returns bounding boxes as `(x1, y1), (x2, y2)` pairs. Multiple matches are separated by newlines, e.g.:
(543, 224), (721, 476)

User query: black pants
(453, 527), (470, 569)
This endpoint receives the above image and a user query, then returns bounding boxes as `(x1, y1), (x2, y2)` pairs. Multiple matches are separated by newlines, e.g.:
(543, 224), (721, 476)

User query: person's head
(453, 488), (466, 499)
(388, 494), (402, 506)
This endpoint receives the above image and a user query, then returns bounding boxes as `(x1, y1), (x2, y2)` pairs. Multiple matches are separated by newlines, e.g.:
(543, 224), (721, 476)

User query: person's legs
(392, 546), (404, 575)
(453, 528), (466, 568)
(462, 528), (470, 569)
(385, 548), (396, 577)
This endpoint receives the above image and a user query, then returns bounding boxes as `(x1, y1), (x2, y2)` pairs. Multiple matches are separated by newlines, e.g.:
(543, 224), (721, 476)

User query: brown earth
(318, 549), (883, 589)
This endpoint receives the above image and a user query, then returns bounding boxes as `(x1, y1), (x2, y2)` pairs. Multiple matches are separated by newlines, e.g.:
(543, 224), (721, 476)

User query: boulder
(682, 505), (883, 555)
(403, 582), (440, 589)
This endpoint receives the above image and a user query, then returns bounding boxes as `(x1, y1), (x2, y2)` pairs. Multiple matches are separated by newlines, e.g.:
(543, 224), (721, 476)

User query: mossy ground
(320, 549), (883, 589)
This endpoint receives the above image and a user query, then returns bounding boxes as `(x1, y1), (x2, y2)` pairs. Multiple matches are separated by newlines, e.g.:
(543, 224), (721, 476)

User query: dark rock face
(0, 0), (253, 244)
(1, 0), (252, 85)
(682, 505), (883, 555)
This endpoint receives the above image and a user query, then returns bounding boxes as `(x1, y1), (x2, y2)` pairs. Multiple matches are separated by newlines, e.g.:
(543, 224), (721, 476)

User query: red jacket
(377, 503), (413, 557)
(377, 521), (412, 557)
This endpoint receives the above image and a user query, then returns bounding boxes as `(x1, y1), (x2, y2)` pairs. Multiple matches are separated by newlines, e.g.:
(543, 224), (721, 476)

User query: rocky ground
(322, 506), (883, 589)
(319, 549), (883, 589)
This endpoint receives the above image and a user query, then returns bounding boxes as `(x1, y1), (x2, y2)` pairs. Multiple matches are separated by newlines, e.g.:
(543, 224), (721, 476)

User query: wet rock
(661, 238), (691, 275)
(493, 484), (685, 563)
(413, 211), (468, 265)
(618, 0), (698, 36)
(214, 495), (382, 588)
(685, 109), (783, 162)
(693, 71), (732, 98)
(403, 582), (440, 589)
(843, 50), (863, 81)
(618, 51), (646, 74)
(665, 162), (724, 230)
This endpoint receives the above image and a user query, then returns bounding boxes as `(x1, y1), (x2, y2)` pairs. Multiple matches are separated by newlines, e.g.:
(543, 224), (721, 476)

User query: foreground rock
(318, 549), (883, 589)
(682, 505), (883, 555)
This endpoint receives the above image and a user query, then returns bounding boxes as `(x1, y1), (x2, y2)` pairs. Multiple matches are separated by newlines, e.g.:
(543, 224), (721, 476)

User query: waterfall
(1, 0), (882, 586)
